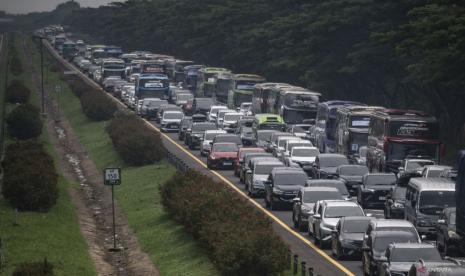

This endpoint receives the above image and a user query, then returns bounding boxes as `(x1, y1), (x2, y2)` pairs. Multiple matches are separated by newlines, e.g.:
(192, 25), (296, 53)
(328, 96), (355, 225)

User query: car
(362, 230), (420, 276)
(102, 76), (122, 92)
(200, 130), (227, 156)
(185, 122), (217, 149)
(286, 146), (320, 170)
(193, 98), (215, 115)
(254, 130), (278, 149)
(398, 158), (436, 177)
(212, 134), (242, 147)
(357, 173), (397, 209)
(436, 208), (460, 257)
(178, 117), (193, 141)
(309, 154), (349, 179)
(264, 167), (308, 210)
(221, 112), (242, 133)
(160, 111), (184, 132)
(365, 219), (421, 240)
(215, 109), (236, 128)
(238, 126), (254, 146)
(182, 98), (194, 115)
(331, 216), (373, 260)
(336, 165), (369, 196)
(273, 136), (301, 157)
(138, 98), (164, 117)
(407, 259), (464, 276)
(421, 165), (453, 178)
(207, 142), (239, 169)
(234, 147), (265, 176)
(246, 159), (283, 197)
(207, 105), (228, 122)
(156, 104), (182, 123)
(280, 139), (313, 161)
(191, 113), (207, 123)
(238, 102), (252, 115)
(289, 124), (312, 139)
(174, 92), (194, 106)
(353, 146), (368, 165)
(293, 187), (343, 231)
(268, 132), (295, 153)
(379, 243), (443, 276)
(235, 116), (254, 131)
(239, 152), (273, 183)
(307, 179), (351, 200)
(312, 200), (365, 247)
(384, 184), (407, 219)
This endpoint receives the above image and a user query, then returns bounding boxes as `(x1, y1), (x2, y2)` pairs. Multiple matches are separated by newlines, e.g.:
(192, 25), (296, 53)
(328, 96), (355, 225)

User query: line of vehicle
(44, 40), (354, 276)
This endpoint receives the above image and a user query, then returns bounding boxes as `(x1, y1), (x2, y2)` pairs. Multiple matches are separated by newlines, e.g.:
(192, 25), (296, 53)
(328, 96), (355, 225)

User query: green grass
(0, 34), (96, 275)
(53, 48), (218, 275)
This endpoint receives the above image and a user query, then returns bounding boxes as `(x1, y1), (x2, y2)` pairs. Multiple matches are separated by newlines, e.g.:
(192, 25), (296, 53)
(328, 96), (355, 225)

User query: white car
(287, 146), (320, 168)
(221, 112), (242, 133)
(215, 109), (235, 128)
(208, 105), (227, 122)
(200, 130), (227, 156)
(238, 102), (252, 115)
(273, 136), (301, 157)
(160, 111), (184, 132)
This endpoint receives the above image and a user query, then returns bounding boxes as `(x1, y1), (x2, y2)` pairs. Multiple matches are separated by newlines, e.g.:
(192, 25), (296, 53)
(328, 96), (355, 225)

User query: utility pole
(40, 38), (45, 116)
(1, 34), (8, 159)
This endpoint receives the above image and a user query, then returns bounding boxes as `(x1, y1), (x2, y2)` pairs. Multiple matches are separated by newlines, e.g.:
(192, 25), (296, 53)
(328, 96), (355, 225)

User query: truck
(135, 73), (170, 101)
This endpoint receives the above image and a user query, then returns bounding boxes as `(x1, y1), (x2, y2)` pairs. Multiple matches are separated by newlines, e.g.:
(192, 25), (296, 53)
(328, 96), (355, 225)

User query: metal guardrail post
(293, 254), (298, 274)
(301, 261), (306, 276)
(287, 250), (292, 269)
(308, 267), (314, 276)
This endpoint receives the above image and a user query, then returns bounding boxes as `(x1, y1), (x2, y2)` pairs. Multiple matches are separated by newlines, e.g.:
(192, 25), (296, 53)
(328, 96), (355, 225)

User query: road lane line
(45, 41), (354, 276)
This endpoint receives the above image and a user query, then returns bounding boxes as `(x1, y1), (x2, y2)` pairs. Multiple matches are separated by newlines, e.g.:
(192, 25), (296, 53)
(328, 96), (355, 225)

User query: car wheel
(298, 217), (305, 232)
(384, 208), (389, 219)
(336, 244), (344, 260)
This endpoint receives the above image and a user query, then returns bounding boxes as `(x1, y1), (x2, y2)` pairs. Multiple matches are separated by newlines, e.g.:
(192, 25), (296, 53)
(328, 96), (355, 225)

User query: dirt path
(21, 38), (159, 276)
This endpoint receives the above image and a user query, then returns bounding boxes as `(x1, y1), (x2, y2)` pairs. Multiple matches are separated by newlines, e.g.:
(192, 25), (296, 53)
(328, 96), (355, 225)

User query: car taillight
(383, 138), (389, 153)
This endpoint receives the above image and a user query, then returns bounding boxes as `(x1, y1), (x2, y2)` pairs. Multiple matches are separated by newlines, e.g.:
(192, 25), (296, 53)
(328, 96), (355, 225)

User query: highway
(43, 38), (389, 276)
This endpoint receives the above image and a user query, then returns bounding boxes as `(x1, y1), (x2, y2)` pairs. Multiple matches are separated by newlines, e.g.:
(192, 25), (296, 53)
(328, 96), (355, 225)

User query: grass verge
(0, 34), (96, 275)
(45, 43), (218, 275)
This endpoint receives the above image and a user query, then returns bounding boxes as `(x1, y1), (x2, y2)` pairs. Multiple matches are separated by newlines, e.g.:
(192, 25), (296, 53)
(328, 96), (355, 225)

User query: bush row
(70, 80), (118, 121)
(6, 103), (43, 140)
(6, 80), (31, 104)
(106, 111), (164, 166)
(12, 258), (54, 276)
(2, 140), (58, 212)
(160, 171), (289, 276)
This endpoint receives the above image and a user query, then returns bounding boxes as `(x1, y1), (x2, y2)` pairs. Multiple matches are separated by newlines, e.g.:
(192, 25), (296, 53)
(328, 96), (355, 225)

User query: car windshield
(303, 191), (342, 203)
(257, 131), (275, 141)
(177, 94), (193, 101)
(427, 169), (443, 177)
(192, 123), (216, 131)
(365, 175), (397, 186)
(224, 114), (242, 121)
(181, 119), (192, 126)
(293, 148), (319, 157)
(205, 132), (222, 140)
(196, 100), (213, 108)
(275, 173), (308, 186)
(241, 128), (253, 136)
(359, 147), (367, 157)
(387, 142), (439, 162)
(215, 136), (241, 144)
(324, 206), (364, 218)
(279, 139), (300, 148)
(419, 191), (455, 214)
(390, 247), (442, 262)
(164, 113), (183, 119)
(406, 160), (435, 170)
(339, 166), (369, 176)
(393, 187), (407, 200)
(255, 164), (282, 175)
(293, 125), (310, 132)
(319, 156), (349, 167)
(342, 220), (371, 233)
(213, 144), (238, 152)
(373, 234), (418, 252)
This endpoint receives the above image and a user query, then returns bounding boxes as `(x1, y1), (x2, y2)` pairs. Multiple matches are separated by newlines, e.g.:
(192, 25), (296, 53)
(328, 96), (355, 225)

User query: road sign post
(103, 168), (121, 251)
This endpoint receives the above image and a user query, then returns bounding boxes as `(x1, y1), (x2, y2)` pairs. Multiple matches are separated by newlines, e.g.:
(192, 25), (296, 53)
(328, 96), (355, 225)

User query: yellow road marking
(47, 41), (354, 276)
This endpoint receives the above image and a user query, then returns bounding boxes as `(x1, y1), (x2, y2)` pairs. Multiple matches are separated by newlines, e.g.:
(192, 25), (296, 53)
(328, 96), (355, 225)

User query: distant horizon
(0, 0), (123, 15)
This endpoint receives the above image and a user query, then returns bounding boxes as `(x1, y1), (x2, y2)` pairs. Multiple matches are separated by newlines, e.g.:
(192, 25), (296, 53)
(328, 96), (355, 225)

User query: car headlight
(301, 206), (311, 214)
(364, 188), (375, 192)
(448, 230), (460, 239)
(417, 219), (432, 227)
(273, 187), (284, 195)
(210, 155), (216, 160)
(392, 202), (404, 208)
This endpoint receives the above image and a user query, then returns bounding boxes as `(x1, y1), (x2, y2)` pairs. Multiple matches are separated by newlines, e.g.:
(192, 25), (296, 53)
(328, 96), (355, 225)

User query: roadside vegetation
(0, 33), (96, 275)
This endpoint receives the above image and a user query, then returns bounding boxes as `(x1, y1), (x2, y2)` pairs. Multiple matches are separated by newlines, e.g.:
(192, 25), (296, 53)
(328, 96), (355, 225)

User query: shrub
(9, 52), (23, 76)
(160, 171), (289, 275)
(6, 103), (43, 140)
(2, 141), (58, 212)
(107, 111), (164, 165)
(6, 80), (31, 104)
(79, 89), (118, 121)
(12, 258), (54, 276)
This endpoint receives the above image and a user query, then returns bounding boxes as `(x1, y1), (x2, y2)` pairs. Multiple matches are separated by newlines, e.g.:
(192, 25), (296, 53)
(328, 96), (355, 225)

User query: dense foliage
(69, 81), (118, 120)
(2, 141), (58, 212)
(60, 0), (465, 151)
(107, 111), (164, 166)
(6, 103), (43, 140)
(6, 80), (31, 104)
(12, 259), (54, 276)
(161, 171), (289, 275)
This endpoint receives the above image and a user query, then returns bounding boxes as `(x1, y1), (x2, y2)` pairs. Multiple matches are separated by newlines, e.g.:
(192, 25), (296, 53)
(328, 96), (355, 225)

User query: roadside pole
(103, 167), (121, 251)
(0, 34), (8, 160)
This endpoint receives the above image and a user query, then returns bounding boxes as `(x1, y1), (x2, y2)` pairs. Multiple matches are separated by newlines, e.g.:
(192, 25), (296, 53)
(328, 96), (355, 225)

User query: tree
(6, 104), (43, 140)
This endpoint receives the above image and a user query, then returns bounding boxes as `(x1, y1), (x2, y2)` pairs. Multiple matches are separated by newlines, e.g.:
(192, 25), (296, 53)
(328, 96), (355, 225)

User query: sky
(0, 0), (122, 14)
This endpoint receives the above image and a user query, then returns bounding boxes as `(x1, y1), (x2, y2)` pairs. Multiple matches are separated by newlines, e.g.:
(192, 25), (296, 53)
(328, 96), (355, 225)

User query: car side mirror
(379, 256), (387, 262)
(292, 198), (300, 203)
(366, 213), (373, 217)
(437, 219), (446, 225)
(421, 235), (427, 240)
(398, 167), (404, 172)
(246, 169), (252, 174)
(313, 214), (321, 219)
(187, 128), (191, 132)
(331, 229), (338, 233)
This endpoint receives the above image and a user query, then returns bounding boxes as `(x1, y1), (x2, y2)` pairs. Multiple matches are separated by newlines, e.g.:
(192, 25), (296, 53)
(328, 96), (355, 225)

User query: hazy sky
(0, 0), (123, 14)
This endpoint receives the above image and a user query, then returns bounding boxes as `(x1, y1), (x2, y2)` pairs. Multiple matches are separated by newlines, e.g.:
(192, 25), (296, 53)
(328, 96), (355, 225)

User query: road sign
(104, 168), (121, 186)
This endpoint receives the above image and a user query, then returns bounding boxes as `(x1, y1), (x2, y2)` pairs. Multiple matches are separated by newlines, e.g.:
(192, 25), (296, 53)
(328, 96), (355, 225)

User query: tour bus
(252, 114), (286, 138)
(275, 87), (321, 124)
(184, 65), (205, 92)
(120, 53), (138, 65)
(404, 177), (455, 235)
(165, 59), (194, 83)
(366, 109), (442, 173)
(195, 67), (231, 98)
(135, 73), (170, 101)
(215, 72), (235, 104)
(90, 45), (107, 64)
(336, 105), (385, 157)
(140, 60), (166, 75)
(252, 83), (292, 114)
(100, 58), (126, 80)
(53, 34), (67, 53)
(227, 74), (266, 109)
(62, 40), (77, 60)
(314, 101), (364, 153)
(104, 45), (123, 59)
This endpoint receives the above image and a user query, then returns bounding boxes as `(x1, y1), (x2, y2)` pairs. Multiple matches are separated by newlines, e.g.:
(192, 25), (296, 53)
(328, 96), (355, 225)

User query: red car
(207, 142), (239, 169)
(234, 147), (266, 176)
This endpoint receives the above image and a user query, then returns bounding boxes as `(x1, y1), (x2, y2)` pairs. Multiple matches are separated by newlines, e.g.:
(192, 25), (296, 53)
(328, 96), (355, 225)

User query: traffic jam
(40, 25), (465, 276)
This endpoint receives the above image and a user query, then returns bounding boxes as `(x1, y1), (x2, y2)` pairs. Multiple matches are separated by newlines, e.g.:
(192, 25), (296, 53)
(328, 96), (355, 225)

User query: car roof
(307, 179), (344, 185)
(373, 230), (419, 238)
(370, 219), (414, 228)
(239, 147), (265, 152)
(271, 167), (306, 174)
(408, 177), (455, 191)
(323, 200), (359, 207)
(424, 165), (453, 170)
(341, 216), (372, 222)
(301, 187), (340, 193)
(255, 160), (283, 166)
(389, 242), (435, 249)
(318, 153), (347, 159)
(164, 110), (183, 114)
(213, 142), (238, 147)
(215, 134), (240, 138)
(292, 146), (317, 150)
(205, 130), (226, 133)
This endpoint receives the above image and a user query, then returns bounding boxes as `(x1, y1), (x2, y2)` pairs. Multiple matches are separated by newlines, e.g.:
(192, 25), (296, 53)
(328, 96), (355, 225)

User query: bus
(53, 34), (66, 53)
(252, 83), (292, 114)
(165, 59), (194, 83)
(252, 114), (286, 137)
(184, 65), (204, 92)
(140, 60), (166, 75)
(227, 74), (266, 109)
(101, 58), (126, 80)
(367, 109), (442, 173)
(314, 101), (364, 153)
(135, 73), (170, 100)
(215, 72), (235, 104)
(104, 46), (123, 59)
(62, 40), (77, 60)
(196, 67), (231, 98)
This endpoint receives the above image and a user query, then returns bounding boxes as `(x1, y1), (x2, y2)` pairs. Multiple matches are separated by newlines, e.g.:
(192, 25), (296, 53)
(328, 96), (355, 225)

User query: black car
(239, 152), (273, 183)
(336, 165), (369, 196)
(331, 216), (372, 260)
(378, 243), (443, 276)
(142, 99), (168, 119)
(357, 173), (397, 209)
(306, 179), (351, 200)
(362, 230), (420, 276)
(384, 185), (406, 219)
(264, 167), (308, 210)
(309, 154), (349, 179)
(193, 97), (214, 115)
(185, 122), (217, 149)
(212, 134), (242, 147)
(178, 117), (193, 141)
(436, 207), (460, 256)
(191, 113), (207, 123)
(254, 130), (278, 149)
(238, 126), (254, 146)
